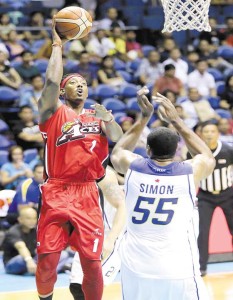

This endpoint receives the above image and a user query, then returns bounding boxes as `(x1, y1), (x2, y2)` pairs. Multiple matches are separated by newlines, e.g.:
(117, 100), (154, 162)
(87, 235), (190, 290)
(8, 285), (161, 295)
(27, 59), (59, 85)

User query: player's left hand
(90, 103), (114, 122)
(102, 237), (115, 262)
(137, 86), (154, 118)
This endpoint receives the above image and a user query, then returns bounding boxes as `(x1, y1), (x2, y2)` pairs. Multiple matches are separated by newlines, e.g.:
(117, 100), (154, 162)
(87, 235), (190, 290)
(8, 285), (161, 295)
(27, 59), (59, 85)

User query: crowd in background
(0, 0), (232, 274)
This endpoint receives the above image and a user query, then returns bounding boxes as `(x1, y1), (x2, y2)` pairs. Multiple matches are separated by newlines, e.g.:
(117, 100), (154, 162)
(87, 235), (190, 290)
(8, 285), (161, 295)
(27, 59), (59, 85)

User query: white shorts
(121, 263), (210, 300)
(70, 237), (121, 286)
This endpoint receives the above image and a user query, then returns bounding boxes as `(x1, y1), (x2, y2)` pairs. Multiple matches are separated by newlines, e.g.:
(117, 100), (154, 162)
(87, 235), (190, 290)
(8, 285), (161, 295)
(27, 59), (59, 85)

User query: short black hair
(147, 127), (179, 160)
(33, 162), (44, 172)
(164, 64), (175, 71)
(200, 119), (218, 130)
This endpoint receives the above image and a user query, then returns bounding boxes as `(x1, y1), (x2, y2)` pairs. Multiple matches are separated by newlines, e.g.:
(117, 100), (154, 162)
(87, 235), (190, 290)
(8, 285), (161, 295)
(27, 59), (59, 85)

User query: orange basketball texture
(55, 6), (92, 40)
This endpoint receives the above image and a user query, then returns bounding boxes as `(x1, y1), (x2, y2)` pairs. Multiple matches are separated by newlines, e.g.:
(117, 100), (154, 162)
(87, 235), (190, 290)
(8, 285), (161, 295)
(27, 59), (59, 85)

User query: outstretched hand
(152, 93), (179, 123)
(90, 103), (114, 122)
(137, 86), (154, 118)
(52, 16), (68, 45)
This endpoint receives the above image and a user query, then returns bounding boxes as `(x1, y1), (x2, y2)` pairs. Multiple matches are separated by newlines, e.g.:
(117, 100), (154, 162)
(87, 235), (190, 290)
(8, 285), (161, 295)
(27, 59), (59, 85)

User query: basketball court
(1, 259), (233, 300)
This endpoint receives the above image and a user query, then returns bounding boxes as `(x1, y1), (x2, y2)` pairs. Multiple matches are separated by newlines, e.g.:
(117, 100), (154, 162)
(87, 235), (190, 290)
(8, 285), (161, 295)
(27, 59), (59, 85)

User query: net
(160, 0), (211, 32)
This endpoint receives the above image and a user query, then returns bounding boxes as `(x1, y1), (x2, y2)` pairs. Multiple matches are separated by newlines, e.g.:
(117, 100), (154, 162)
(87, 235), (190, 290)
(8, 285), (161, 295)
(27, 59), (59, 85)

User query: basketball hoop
(161, 0), (211, 32)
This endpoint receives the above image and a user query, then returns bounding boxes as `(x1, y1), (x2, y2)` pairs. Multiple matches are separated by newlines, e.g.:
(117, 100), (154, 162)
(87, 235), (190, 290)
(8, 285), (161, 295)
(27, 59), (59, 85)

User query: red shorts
(37, 179), (104, 260)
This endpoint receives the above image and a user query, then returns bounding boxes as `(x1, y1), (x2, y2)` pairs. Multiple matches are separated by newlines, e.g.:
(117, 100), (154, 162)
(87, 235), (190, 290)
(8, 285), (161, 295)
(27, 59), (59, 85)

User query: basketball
(55, 6), (92, 40)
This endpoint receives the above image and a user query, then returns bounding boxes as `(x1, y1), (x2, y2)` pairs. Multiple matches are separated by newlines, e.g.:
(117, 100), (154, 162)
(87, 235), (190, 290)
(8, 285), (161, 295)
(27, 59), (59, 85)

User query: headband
(60, 74), (85, 89)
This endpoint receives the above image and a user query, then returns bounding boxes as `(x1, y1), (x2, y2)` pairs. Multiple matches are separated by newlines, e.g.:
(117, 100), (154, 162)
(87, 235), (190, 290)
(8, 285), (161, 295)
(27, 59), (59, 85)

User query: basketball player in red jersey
(35, 18), (123, 300)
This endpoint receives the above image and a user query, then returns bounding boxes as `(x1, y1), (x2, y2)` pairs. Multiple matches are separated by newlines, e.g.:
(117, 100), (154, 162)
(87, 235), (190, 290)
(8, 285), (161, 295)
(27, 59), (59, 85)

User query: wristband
(24, 256), (33, 262)
(52, 42), (62, 48)
(103, 117), (114, 124)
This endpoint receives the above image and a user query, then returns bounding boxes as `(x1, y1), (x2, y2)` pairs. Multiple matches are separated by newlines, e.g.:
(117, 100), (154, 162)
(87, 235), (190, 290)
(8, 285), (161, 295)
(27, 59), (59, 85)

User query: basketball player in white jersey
(69, 165), (126, 300)
(111, 87), (215, 300)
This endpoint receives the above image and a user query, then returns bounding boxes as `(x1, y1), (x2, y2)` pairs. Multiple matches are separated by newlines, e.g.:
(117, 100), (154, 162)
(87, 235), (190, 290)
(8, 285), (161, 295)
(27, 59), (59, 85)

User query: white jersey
(121, 158), (200, 279)
(70, 196), (122, 285)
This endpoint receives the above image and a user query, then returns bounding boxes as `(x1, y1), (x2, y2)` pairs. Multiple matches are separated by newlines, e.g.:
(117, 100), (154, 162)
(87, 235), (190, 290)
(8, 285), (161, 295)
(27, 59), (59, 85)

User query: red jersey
(39, 105), (109, 182)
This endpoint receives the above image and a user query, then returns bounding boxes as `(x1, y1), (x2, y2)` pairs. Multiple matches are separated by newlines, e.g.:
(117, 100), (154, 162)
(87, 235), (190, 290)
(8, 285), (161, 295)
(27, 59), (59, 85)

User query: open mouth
(77, 90), (83, 96)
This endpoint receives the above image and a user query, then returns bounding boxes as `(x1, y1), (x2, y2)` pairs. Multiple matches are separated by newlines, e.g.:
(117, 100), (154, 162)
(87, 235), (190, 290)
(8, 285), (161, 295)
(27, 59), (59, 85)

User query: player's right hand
(52, 16), (68, 45)
(136, 86), (154, 118)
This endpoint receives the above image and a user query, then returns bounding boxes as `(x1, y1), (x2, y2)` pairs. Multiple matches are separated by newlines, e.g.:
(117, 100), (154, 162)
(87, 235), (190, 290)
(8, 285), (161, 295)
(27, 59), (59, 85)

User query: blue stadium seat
(217, 46), (233, 60)
(126, 97), (140, 112)
(84, 98), (97, 109)
(31, 39), (46, 54)
(207, 96), (220, 109)
(124, 0), (145, 6)
(0, 150), (9, 167)
(147, 6), (164, 16)
(141, 45), (156, 57)
(34, 59), (49, 73)
(114, 58), (126, 71)
(119, 84), (138, 100)
(0, 135), (14, 150)
(223, 5), (233, 18)
(0, 87), (19, 103)
(113, 112), (127, 124)
(122, 6), (143, 26)
(101, 98), (126, 113)
(117, 70), (133, 82)
(209, 5), (220, 18)
(142, 15), (164, 31)
(24, 148), (38, 164)
(0, 119), (9, 133)
(215, 109), (232, 119)
(216, 81), (225, 96)
(95, 85), (117, 100)
(208, 68), (224, 82)
(126, 58), (142, 72)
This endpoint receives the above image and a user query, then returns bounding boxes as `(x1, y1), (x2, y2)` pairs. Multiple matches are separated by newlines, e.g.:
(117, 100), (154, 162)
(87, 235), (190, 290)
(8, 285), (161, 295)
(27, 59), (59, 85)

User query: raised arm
(37, 18), (66, 124)
(111, 86), (154, 174)
(153, 93), (215, 188)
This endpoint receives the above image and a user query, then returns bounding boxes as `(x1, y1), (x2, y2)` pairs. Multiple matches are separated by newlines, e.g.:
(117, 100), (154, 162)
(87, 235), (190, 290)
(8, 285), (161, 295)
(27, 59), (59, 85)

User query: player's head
(60, 73), (88, 104)
(147, 127), (179, 160)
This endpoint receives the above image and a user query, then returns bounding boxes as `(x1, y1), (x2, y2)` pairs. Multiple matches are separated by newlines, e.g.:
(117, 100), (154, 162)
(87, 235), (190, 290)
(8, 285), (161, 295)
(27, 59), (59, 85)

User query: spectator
(196, 39), (233, 71)
(69, 51), (98, 88)
(158, 37), (176, 62)
(97, 55), (125, 87)
(24, 11), (49, 43)
(199, 17), (226, 46)
(125, 30), (143, 60)
(5, 30), (27, 61)
(19, 75), (45, 121)
(7, 163), (44, 225)
(0, 50), (22, 89)
(86, 29), (115, 62)
(163, 47), (189, 84)
(152, 64), (185, 96)
(217, 118), (233, 146)
(98, 7), (125, 31)
(0, 145), (33, 190)
(0, 13), (16, 41)
(29, 146), (44, 170)
(67, 34), (92, 60)
(108, 26), (127, 61)
(219, 75), (233, 111)
(2, 207), (71, 275)
(188, 59), (217, 97)
(197, 121), (233, 276)
(15, 51), (40, 83)
(12, 105), (43, 150)
(186, 51), (200, 73)
(136, 50), (164, 86)
(180, 88), (220, 129)
(222, 17), (233, 47)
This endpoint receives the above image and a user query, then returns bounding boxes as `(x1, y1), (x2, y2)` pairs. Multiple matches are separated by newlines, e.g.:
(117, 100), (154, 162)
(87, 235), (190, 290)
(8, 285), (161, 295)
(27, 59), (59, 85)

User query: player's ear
(60, 88), (65, 96)
(146, 145), (151, 157)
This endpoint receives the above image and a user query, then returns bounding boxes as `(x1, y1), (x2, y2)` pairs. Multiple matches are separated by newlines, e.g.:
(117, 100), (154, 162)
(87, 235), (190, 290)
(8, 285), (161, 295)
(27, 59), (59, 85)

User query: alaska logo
(56, 120), (101, 146)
